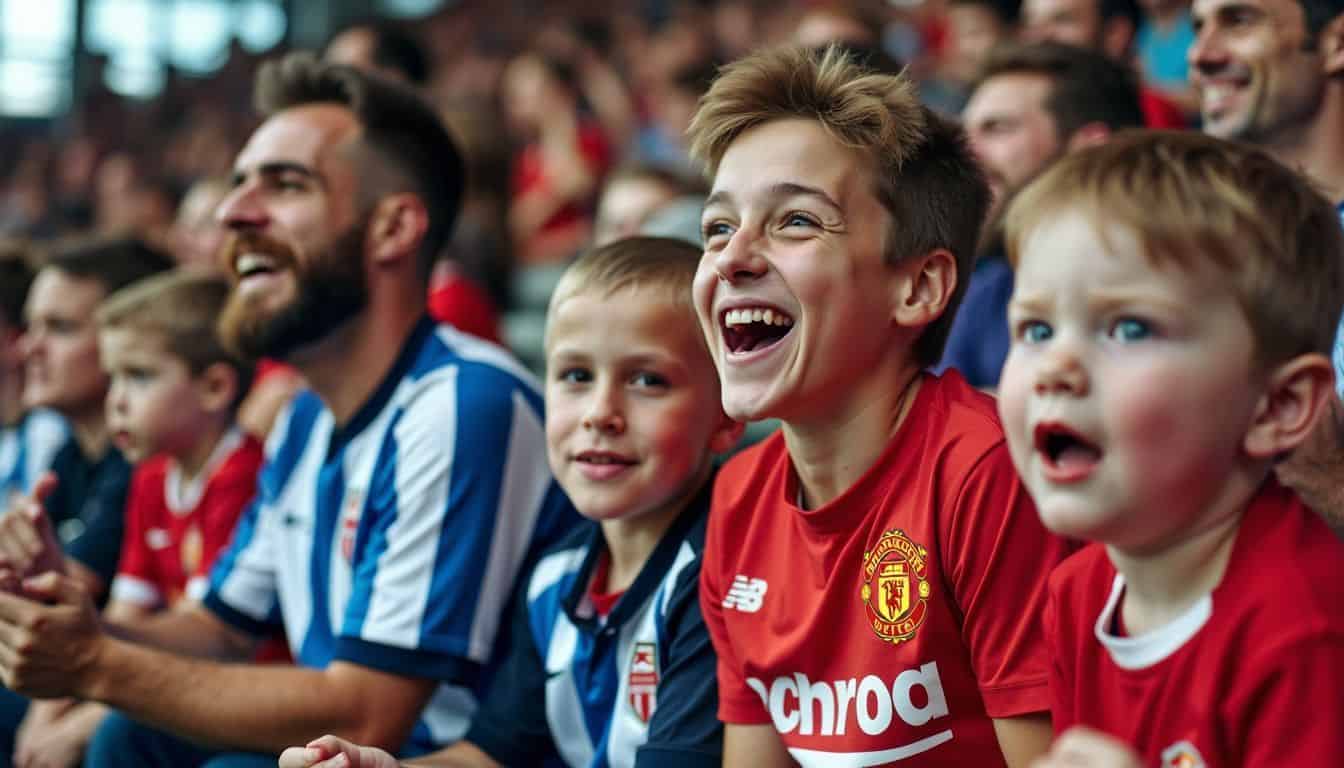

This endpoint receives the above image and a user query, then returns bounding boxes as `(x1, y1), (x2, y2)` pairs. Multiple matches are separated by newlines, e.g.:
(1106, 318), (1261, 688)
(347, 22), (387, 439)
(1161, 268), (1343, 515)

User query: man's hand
(12, 699), (102, 768)
(279, 735), (401, 768)
(1030, 727), (1143, 768)
(0, 571), (105, 699)
(0, 474), (64, 587)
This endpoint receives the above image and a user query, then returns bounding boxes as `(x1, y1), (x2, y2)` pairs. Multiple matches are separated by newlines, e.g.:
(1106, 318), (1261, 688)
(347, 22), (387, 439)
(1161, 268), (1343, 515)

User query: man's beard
(218, 222), (369, 361)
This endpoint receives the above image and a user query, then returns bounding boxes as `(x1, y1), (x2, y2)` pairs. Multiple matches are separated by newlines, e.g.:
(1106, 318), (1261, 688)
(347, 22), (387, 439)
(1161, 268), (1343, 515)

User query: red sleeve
(1043, 581), (1072, 734)
(944, 441), (1072, 718)
(197, 445), (262, 578)
(1233, 632), (1344, 765)
(113, 467), (160, 600)
(700, 470), (771, 725)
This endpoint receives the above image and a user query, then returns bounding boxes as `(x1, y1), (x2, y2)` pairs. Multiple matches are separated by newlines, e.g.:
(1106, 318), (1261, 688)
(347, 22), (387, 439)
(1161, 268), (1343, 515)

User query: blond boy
(998, 131), (1344, 766)
(12, 270), (264, 767)
(280, 236), (741, 768)
(688, 45), (1072, 767)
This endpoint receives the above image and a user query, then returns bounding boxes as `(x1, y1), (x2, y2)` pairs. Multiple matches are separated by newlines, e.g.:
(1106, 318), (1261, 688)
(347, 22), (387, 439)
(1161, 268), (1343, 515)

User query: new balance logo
(723, 575), (768, 612)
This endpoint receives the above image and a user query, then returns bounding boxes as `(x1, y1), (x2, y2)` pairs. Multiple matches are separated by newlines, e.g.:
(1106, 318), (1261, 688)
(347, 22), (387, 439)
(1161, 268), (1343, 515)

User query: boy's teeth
(724, 308), (794, 327)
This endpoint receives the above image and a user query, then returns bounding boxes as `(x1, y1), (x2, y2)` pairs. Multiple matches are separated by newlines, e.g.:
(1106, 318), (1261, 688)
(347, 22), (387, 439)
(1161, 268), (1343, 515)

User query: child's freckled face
(544, 287), (731, 525)
(998, 211), (1264, 552)
(694, 118), (898, 424)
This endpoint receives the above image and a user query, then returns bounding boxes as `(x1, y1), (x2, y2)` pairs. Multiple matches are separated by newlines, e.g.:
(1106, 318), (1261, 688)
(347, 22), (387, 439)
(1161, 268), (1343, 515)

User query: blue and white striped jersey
(0, 409), (68, 501)
(464, 483), (721, 768)
(204, 319), (579, 755)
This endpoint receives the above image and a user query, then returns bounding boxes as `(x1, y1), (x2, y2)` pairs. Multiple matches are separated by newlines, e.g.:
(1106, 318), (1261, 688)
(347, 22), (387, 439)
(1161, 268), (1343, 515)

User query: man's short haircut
(44, 236), (174, 298)
(0, 241), (38, 330)
(253, 52), (465, 278)
(1005, 130), (1344, 367)
(1300, 0), (1344, 40)
(975, 41), (1146, 139)
(687, 44), (991, 366)
(97, 271), (253, 407)
(547, 236), (703, 349)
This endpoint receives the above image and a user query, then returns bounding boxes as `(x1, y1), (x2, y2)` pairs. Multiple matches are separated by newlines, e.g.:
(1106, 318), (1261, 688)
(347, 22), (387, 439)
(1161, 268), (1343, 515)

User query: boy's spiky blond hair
(686, 44), (990, 365)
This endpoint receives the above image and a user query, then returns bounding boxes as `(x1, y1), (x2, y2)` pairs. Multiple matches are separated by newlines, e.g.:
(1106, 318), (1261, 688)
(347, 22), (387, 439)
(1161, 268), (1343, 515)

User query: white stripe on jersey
(360, 369), (458, 650)
(274, 411), (331, 645)
(546, 618), (596, 768)
(529, 547), (587, 604)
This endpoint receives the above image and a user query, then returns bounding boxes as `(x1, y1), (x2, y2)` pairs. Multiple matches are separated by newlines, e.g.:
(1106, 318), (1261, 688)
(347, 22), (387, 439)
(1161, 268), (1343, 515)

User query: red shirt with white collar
(1047, 479), (1344, 767)
(700, 371), (1072, 767)
(110, 429), (263, 608)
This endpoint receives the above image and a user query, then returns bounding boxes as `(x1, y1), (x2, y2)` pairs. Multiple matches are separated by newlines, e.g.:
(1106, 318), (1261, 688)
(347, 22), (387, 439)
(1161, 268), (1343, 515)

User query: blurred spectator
(793, 3), (907, 73)
(593, 164), (704, 246)
(941, 41), (1144, 389)
(0, 241), (68, 505)
(324, 20), (431, 86)
(170, 176), (232, 273)
(926, 0), (1022, 114)
(631, 58), (719, 177)
(502, 52), (614, 265)
(1020, 0), (1193, 124)
(1136, 0), (1196, 96)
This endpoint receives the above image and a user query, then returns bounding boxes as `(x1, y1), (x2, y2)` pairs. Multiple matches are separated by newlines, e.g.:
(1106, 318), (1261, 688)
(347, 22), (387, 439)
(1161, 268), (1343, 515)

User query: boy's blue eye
(703, 221), (734, 239)
(1110, 317), (1153, 342)
(1019, 321), (1053, 344)
(784, 213), (816, 228)
(630, 371), (668, 388)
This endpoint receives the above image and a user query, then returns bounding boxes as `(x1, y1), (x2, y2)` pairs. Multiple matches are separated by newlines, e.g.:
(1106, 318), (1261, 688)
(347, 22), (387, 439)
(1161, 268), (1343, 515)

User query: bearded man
(0, 54), (577, 768)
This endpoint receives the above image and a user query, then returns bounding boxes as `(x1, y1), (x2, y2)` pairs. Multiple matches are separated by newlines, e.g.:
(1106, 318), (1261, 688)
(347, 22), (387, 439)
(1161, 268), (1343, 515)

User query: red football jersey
(701, 371), (1071, 767)
(110, 429), (263, 609)
(1047, 480), (1344, 767)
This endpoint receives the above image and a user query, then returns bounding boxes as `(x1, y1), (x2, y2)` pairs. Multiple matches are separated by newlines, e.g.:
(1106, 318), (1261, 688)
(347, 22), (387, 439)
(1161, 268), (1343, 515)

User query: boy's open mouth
(1034, 423), (1102, 478)
(721, 307), (794, 355)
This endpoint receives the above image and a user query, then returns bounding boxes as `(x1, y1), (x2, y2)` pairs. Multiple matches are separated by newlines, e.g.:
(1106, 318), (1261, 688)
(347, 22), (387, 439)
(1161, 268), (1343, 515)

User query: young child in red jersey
(11, 270), (264, 766)
(999, 131), (1344, 767)
(687, 44), (1073, 767)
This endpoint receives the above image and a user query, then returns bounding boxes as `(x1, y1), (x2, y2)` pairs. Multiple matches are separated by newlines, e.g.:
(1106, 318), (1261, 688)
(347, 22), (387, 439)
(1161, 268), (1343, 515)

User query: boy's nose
(1033, 350), (1089, 397)
(582, 391), (625, 434)
(713, 230), (769, 284)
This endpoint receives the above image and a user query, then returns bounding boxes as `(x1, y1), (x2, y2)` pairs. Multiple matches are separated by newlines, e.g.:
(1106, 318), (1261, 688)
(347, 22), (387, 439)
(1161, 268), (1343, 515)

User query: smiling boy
(688, 45), (1072, 767)
(1000, 131), (1344, 767)
(279, 236), (740, 768)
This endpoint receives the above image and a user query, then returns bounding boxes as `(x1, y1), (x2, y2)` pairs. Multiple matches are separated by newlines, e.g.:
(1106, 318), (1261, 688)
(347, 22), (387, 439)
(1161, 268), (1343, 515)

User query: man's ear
(890, 248), (958, 331)
(1244, 353), (1335, 458)
(366, 193), (430, 268)
(708, 413), (746, 455)
(1065, 122), (1112, 152)
(195, 362), (239, 416)
(1319, 12), (1344, 76)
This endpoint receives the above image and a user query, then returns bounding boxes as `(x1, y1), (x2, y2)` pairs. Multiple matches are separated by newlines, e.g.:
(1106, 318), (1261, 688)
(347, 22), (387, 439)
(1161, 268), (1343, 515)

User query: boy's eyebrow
(1007, 293), (1051, 312)
(1086, 290), (1188, 314)
(704, 182), (842, 214)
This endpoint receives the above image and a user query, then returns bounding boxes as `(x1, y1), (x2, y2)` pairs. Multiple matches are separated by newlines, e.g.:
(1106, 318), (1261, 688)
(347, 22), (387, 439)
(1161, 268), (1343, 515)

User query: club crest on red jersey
(861, 529), (931, 646)
(628, 641), (659, 723)
(1161, 740), (1206, 768)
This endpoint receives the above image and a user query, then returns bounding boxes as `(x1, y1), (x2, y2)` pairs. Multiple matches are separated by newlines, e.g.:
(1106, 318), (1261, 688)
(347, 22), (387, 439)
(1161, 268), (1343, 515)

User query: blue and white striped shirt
(0, 409), (68, 502)
(204, 318), (578, 755)
(465, 486), (721, 768)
